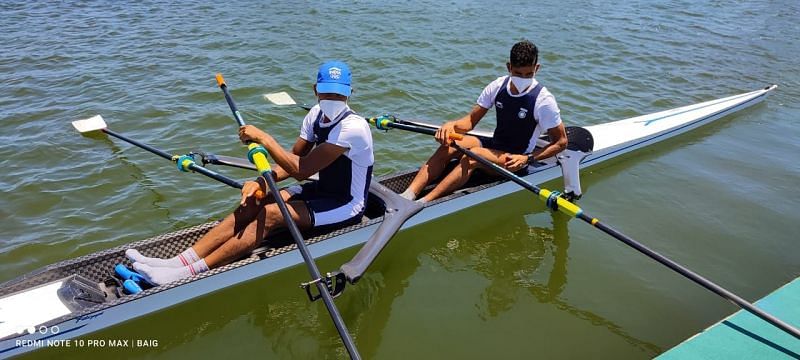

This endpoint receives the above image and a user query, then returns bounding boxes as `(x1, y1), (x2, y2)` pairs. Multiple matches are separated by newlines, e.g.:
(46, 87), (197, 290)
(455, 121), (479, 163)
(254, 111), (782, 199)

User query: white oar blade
(263, 92), (297, 106)
(72, 115), (107, 133)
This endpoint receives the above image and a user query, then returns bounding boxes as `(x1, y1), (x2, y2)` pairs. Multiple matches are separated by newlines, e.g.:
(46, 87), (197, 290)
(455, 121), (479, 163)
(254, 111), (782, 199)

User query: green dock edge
(657, 277), (800, 360)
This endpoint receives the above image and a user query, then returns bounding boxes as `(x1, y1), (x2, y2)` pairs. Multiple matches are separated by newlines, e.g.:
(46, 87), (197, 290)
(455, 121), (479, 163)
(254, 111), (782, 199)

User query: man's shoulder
(343, 110), (364, 120)
(337, 112), (371, 135)
(532, 85), (561, 127)
(477, 76), (509, 108)
(327, 112), (372, 150)
(534, 84), (558, 104)
(304, 105), (322, 121)
(487, 76), (508, 89)
(341, 112), (367, 126)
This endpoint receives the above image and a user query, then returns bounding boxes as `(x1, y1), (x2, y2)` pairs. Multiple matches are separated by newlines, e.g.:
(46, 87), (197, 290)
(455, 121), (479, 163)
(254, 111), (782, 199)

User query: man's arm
(435, 105), (489, 144)
(240, 125), (345, 180)
(269, 137), (315, 182)
(454, 105), (489, 132)
(532, 123), (568, 161)
(269, 141), (345, 181)
(292, 137), (314, 156)
(434, 78), (502, 144)
(503, 124), (567, 171)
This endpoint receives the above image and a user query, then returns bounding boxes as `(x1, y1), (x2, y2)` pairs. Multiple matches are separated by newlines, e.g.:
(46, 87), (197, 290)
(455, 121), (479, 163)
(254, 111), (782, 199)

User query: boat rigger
(0, 85), (783, 358)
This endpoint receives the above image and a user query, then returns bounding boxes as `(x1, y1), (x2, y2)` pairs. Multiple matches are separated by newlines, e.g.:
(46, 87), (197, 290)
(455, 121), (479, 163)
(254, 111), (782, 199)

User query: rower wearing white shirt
(401, 40), (568, 202)
(125, 61), (374, 285)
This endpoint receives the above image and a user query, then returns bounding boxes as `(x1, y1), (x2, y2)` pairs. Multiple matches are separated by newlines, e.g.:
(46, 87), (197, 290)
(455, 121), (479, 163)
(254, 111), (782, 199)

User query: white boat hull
(0, 85), (776, 358)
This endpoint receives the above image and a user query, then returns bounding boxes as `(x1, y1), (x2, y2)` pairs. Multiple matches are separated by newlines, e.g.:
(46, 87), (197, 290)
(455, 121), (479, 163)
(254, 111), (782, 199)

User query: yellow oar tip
(215, 73), (226, 87)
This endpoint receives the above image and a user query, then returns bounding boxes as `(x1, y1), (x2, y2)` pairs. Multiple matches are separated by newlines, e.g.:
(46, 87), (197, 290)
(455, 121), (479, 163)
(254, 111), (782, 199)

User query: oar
(367, 116), (800, 340)
(217, 74), (361, 360)
(71, 115), (248, 191)
(263, 91), (450, 129)
(264, 91), (312, 111)
(263, 92), (495, 137)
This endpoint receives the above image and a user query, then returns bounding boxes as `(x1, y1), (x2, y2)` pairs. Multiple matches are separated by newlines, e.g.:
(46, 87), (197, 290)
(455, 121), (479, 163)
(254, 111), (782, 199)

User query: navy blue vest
(312, 110), (372, 201)
(491, 77), (543, 154)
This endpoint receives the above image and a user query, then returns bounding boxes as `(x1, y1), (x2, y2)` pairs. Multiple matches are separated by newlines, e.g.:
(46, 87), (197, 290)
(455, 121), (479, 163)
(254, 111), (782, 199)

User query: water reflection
(523, 211), (661, 355)
(424, 201), (661, 355)
(95, 133), (173, 219)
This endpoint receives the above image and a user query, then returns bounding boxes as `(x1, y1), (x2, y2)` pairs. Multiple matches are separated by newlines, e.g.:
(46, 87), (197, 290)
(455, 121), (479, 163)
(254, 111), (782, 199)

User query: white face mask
(509, 76), (534, 93)
(319, 100), (347, 121)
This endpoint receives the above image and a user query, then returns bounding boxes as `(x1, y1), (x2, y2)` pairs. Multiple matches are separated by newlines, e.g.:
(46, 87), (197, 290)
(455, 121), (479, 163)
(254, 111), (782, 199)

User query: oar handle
(247, 143), (272, 175)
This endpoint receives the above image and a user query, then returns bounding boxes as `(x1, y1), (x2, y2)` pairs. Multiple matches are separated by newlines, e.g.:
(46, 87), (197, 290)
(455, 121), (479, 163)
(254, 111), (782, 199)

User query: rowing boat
(0, 85), (777, 357)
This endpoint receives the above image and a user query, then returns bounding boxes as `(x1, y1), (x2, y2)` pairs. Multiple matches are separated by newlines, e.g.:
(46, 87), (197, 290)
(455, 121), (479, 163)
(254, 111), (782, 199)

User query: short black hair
(510, 40), (538, 67)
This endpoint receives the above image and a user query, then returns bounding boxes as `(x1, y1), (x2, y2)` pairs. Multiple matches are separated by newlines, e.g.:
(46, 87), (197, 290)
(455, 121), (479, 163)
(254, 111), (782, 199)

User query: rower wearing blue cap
(125, 61), (374, 285)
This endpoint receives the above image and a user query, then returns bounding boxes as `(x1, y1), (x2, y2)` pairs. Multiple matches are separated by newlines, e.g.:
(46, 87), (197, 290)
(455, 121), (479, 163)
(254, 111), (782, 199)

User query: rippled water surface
(2, 1), (799, 359)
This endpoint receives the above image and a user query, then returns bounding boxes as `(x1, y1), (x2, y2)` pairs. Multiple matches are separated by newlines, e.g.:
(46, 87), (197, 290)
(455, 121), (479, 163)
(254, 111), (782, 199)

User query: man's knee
(432, 143), (457, 158)
(262, 204), (284, 228)
(458, 154), (478, 169)
(431, 145), (447, 160)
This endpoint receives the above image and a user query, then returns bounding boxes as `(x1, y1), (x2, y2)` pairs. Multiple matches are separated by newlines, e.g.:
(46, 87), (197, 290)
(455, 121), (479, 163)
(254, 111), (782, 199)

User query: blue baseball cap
(316, 61), (352, 97)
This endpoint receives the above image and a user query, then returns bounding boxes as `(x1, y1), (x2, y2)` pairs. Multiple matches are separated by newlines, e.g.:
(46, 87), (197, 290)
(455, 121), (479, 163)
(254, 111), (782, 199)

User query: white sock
(126, 248), (200, 268)
(399, 189), (416, 200)
(415, 198), (428, 204)
(132, 259), (209, 286)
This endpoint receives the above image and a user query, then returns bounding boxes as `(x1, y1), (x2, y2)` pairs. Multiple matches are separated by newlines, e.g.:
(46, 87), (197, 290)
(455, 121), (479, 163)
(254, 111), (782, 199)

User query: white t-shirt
(299, 105), (375, 167)
(476, 76), (562, 145)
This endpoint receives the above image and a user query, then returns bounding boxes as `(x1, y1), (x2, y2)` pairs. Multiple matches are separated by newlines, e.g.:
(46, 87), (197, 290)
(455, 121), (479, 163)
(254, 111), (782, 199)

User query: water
(2, 1), (799, 358)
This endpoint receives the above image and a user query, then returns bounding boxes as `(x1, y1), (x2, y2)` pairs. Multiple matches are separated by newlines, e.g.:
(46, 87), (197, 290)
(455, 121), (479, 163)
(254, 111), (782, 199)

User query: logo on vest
(328, 67), (342, 80)
(495, 101), (504, 109)
(517, 108), (528, 119)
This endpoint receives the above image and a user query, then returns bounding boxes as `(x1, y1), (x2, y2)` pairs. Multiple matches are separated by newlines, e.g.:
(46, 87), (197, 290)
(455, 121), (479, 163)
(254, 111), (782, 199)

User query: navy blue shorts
(479, 137), (523, 154)
(286, 183), (364, 228)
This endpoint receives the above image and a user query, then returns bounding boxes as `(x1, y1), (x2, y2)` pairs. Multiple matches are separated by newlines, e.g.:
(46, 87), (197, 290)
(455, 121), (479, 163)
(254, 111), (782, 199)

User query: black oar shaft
(385, 121), (437, 136)
(103, 128), (173, 161)
(216, 74), (361, 359)
(262, 170), (362, 357)
(453, 143), (540, 194)
(103, 128), (243, 189)
(585, 216), (800, 340)
(216, 74), (246, 127)
(382, 120), (800, 340)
